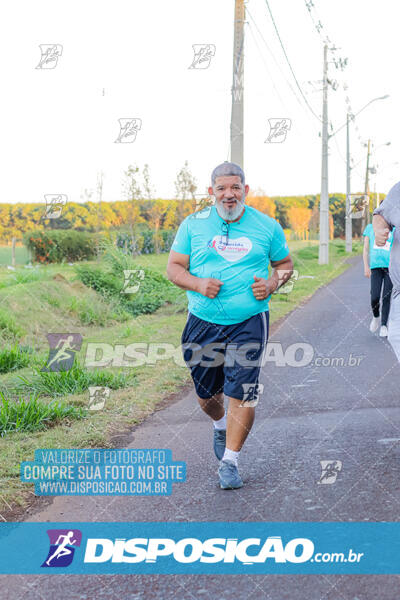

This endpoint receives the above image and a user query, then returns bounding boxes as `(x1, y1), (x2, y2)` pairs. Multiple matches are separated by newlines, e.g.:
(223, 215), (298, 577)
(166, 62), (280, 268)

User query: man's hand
(375, 227), (390, 247)
(251, 276), (277, 300)
(364, 266), (371, 278)
(373, 214), (390, 246)
(196, 277), (224, 298)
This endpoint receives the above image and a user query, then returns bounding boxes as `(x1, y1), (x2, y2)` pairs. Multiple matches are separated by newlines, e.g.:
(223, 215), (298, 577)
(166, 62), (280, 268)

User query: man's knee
(198, 393), (223, 407)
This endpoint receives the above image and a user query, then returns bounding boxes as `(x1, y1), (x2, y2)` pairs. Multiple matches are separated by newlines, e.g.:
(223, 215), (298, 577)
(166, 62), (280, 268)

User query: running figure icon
(45, 531), (77, 566)
(42, 333), (83, 372)
(46, 335), (78, 370)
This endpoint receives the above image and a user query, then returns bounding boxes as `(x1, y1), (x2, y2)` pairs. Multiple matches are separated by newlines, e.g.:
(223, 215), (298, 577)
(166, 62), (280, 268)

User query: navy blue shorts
(181, 311), (269, 402)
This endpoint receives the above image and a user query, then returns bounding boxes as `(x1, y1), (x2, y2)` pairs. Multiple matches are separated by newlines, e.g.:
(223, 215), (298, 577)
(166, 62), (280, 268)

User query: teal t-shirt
(363, 223), (394, 268)
(171, 205), (290, 325)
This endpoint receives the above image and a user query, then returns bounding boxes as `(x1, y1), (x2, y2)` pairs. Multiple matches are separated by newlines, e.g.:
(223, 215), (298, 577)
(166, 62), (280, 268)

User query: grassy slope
(0, 240), (362, 514)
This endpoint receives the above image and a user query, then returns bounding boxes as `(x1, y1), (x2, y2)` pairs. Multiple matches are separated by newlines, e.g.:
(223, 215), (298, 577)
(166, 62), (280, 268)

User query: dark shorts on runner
(181, 311), (269, 402)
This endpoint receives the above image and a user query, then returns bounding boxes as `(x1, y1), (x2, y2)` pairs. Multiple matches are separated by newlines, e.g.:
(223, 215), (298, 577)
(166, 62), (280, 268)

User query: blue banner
(0, 522), (399, 574)
(20, 449), (186, 496)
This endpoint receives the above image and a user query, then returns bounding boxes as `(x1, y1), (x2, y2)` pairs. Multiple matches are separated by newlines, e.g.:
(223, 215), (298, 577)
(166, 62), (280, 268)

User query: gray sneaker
(218, 459), (243, 490)
(213, 429), (226, 461)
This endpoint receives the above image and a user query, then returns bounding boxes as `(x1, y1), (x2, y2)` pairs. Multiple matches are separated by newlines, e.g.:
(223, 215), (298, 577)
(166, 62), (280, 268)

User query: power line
(247, 8), (305, 111)
(302, 0), (367, 152)
(246, 19), (290, 110)
(263, 0), (322, 122)
(247, 18), (321, 140)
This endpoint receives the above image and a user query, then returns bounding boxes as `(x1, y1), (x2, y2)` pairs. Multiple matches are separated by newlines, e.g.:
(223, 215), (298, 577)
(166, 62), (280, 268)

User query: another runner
(363, 221), (393, 337)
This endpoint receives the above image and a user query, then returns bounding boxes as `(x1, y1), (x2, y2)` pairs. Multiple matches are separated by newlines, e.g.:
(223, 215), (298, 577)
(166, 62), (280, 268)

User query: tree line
(0, 161), (377, 242)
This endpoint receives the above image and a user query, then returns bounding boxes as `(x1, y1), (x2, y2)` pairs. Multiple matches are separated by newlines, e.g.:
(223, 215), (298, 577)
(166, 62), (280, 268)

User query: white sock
(213, 412), (226, 430)
(222, 448), (240, 466)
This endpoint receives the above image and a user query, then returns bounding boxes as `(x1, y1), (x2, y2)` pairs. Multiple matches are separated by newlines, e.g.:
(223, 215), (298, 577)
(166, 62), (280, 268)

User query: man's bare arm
(166, 250), (198, 291)
(270, 255), (294, 291)
(166, 250), (223, 298)
(372, 214), (390, 246)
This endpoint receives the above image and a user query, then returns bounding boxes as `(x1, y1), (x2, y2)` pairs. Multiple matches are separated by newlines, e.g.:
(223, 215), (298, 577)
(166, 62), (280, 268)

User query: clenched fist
(374, 227), (390, 247)
(197, 277), (224, 298)
(251, 276), (277, 300)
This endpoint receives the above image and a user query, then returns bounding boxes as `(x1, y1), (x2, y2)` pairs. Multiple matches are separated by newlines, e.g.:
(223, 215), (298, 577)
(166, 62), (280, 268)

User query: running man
(363, 221), (393, 336)
(46, 531), (77, 566)
(373, 181), (400, 360)
(167, 162), (293, 489)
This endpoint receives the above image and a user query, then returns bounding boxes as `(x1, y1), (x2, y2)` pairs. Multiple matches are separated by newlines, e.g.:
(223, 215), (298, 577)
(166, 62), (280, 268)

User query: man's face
(208, 175), (249, 221)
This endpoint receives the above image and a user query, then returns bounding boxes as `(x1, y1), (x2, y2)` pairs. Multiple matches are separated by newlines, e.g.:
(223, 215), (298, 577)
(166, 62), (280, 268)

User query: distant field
(0, 245), (29, 266)
(0, 239), (319, 270)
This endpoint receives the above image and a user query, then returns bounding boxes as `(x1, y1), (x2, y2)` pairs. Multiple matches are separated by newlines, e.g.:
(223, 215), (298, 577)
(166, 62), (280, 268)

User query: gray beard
(216, 196), (245, 221)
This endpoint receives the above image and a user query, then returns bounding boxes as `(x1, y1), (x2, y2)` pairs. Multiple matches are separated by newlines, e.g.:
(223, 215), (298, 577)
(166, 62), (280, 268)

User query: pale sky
(2, 0), (399, 205)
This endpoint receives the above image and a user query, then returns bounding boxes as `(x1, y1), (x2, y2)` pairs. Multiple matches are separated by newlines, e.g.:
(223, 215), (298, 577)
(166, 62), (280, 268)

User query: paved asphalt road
(3, 256), (400, 599)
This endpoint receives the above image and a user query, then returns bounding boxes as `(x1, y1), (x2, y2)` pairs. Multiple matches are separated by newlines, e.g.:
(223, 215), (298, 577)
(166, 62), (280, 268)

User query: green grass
(67, 295), (130, 326)
(0, 392), (85, 436)
(0, 346), (32, 374)
(0, 269), (50, 287)
(16, 361), (136, 398)
(75, 245), (186, 318)
(0, 308), (25, 343)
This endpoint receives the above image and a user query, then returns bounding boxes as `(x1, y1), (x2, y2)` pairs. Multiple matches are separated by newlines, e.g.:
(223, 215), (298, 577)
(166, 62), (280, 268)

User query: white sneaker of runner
(369, 316), (380, 333)
(379, 325), (388, 337)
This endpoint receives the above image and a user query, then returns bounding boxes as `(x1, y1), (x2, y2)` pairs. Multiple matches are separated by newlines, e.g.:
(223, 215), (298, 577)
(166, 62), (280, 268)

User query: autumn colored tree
(287, 206), (312, 231)
(246, 191), (276, 217)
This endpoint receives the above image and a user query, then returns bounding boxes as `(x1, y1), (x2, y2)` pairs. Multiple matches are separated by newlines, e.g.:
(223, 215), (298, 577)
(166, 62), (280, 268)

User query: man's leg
(197, 392), (224, 421)
(197, 392), (227, 461)
(217, 397), (256, 490)
(218, 311), (268, 489)
(226, 396), (255, 451)
(181, 312), (227, 459)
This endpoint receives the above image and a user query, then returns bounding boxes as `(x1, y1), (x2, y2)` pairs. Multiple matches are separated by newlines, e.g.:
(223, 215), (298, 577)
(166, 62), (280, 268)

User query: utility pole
(230, 0), (245, 168)
(362, 139), (371, 229)
(319, 44), (329, 265)
(345, 113), (352, 252)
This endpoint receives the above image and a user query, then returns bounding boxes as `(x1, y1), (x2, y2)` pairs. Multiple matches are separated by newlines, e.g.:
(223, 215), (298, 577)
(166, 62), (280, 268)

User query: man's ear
(244, 184), (249, 196)
(208, 186), (214, 196)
